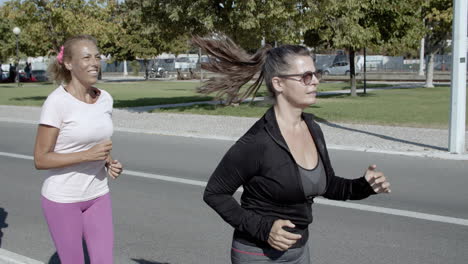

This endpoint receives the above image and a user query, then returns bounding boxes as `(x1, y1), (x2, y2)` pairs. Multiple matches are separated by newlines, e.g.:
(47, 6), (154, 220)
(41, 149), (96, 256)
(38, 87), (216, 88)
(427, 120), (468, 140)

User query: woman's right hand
(267, 219), (302, 251)
(85, 140), (112, 161)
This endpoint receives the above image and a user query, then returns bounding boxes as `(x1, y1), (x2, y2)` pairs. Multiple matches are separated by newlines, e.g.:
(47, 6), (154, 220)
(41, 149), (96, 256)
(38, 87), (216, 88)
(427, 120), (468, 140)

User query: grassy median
(152, 86), (466, 129)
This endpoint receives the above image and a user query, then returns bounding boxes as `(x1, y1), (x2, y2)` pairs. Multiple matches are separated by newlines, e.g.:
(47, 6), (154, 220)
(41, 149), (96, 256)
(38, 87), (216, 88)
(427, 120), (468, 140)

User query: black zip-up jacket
(203, 107), (376, 248)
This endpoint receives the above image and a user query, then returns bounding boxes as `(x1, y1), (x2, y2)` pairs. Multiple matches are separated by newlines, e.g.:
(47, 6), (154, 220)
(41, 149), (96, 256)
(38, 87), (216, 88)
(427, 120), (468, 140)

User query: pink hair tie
(57, 46), (64, 64)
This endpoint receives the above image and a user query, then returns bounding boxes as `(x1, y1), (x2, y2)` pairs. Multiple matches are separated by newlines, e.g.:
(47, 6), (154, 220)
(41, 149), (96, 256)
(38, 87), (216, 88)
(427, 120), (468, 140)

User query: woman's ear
(271, 77), (284, 94)
(64, 59), (72, 71)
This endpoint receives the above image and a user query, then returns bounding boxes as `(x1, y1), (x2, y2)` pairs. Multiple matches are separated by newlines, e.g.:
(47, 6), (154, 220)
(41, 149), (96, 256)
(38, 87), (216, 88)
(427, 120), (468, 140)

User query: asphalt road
(0, 121), (467, 264)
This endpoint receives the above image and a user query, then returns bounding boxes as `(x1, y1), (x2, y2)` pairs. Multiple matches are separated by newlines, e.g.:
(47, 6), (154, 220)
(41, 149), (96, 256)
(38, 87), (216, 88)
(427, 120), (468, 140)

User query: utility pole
(419, 38), (425, 76)
(199, 47), (203, 84)
(363, 48), (367, 94)
(448, 0), (467, 154)
(13, 27), (21, 87)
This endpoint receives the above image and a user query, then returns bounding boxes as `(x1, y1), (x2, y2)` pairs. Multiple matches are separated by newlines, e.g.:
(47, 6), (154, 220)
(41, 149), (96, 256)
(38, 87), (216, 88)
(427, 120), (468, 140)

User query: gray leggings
(231, 239), (310, 264)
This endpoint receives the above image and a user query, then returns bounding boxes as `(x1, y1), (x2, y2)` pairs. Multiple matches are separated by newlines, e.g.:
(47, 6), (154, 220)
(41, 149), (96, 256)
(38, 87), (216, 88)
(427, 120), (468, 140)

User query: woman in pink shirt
(34, 35), (123, 264)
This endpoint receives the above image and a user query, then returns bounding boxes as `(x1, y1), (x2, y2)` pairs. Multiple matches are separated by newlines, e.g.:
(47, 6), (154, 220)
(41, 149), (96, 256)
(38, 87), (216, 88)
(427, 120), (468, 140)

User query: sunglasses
(277, 71), (321, 85)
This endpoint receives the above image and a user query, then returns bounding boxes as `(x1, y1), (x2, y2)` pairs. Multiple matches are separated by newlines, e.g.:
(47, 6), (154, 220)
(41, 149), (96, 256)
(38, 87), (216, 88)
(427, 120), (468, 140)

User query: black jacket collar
(263, 106), (326, 156)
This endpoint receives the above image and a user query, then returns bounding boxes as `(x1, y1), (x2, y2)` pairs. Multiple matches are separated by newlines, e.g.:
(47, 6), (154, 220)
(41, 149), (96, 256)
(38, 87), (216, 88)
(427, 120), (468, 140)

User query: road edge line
(0, 248), (44, 264)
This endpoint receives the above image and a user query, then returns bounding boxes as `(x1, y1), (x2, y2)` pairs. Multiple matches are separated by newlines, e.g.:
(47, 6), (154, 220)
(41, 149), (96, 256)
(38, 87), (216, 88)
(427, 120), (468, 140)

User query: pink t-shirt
(39, 86), (113, 203)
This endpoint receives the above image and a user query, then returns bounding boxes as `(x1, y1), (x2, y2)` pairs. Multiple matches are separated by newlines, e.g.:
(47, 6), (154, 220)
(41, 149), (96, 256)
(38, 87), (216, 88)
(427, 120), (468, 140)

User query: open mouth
(88, 70), (98, 76)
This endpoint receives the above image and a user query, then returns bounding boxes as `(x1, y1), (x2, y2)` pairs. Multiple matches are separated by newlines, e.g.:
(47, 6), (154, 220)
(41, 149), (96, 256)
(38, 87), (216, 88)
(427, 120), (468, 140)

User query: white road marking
(0, 248), (44, 264)
(0, 152), (34, 160)
(1, 151), (467, 227)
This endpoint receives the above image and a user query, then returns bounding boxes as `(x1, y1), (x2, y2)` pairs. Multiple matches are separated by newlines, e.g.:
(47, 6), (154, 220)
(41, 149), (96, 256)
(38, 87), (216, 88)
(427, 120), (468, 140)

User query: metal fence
(313, 54), (460, 73)
(101, 53), (467, 75)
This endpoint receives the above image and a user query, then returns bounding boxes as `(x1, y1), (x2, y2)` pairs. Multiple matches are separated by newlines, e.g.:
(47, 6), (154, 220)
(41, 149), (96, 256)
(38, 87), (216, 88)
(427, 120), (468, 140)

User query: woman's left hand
(106, 159), (123, 179)
(364, 164), (391, 194)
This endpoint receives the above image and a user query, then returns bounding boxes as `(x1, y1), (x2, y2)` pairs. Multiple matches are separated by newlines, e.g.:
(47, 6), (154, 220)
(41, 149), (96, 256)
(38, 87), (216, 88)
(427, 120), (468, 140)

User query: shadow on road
(114, 96), (212, 108)
(10, 96), (47, 102)
(132, 259), (170, 264)
(315, 118), (447, 151)
(47, 240), (90, 264)
(0, 208), (8, 247)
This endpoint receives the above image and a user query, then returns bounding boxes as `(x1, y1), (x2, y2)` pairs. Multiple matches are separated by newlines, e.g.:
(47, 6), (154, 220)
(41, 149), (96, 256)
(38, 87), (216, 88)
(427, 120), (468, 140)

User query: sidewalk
(0, 104), (467, 160)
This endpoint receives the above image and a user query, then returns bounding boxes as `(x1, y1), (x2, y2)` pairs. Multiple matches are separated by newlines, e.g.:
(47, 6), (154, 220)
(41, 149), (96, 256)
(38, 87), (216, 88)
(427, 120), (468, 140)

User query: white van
(175, 54), (199, 69)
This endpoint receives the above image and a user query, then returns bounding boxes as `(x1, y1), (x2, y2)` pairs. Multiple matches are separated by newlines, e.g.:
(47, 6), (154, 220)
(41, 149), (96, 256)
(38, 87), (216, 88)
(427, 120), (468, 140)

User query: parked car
(322, 61), (350, 76)
(31, 70), (48, 82)
(1, 71), (9, 81)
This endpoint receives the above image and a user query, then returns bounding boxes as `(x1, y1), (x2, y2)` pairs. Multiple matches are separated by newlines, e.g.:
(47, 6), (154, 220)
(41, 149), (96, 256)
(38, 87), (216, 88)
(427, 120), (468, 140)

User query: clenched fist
(267, 219), (302, 251)
(84, 140), (112, 161)
(106, 158), (123, 179)
(364, 164), (391, 194)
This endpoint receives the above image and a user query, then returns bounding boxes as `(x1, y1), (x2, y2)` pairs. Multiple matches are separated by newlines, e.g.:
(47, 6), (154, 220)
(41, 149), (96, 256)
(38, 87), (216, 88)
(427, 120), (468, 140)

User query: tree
(304, 0), (423, 96)
(115, 1), (311, 82)
(115, 0), (196, 60)
(421, 0), (453, 88)
(1, 0), (121, 57)
(113, 0), (209, 78)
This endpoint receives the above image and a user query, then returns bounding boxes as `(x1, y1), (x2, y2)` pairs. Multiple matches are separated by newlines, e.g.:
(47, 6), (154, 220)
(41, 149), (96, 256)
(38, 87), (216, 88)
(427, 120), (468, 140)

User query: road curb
(0, 249), (43, 264)
(327, 144), (468, 160)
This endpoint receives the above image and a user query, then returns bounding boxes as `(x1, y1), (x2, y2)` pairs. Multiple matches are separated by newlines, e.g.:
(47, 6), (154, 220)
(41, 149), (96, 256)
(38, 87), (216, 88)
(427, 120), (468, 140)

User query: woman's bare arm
(34, 125), (112, 170)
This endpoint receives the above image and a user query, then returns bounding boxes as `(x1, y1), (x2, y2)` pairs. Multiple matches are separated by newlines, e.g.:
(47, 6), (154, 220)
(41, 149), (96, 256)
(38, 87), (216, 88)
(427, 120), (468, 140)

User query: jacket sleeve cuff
(257, 215), (278, 242)
(352, 176), (377, 199)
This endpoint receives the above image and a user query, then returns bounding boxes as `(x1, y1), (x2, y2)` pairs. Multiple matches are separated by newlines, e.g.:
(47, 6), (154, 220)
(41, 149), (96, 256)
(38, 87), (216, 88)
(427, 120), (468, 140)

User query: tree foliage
(189, 0), (309, 49)
(113, 0), (201, 61)
(0, 13), (15, 62)
(422, 0), (453, 54)
(1, 0), (119, 58)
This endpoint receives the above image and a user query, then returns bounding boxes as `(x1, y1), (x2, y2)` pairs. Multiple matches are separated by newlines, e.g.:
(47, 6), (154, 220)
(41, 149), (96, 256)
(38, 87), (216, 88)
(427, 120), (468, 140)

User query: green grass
(152, 86), (467, 129)
(0, 81), (212, 107)
(0, 81), (380, 107)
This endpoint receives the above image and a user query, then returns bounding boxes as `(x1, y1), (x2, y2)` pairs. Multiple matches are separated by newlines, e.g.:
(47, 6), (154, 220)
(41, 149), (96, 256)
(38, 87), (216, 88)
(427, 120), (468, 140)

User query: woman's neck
(64, 80), (96, 102)
(274, 102), (303, 129)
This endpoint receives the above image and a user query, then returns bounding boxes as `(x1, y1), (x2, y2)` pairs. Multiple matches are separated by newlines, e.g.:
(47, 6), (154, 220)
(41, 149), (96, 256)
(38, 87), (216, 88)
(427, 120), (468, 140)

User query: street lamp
(12, 27), (21, 87)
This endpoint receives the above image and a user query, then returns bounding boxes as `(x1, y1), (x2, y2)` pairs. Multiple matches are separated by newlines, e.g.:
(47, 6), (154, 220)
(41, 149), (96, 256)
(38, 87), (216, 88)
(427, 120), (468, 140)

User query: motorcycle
(148, 66), (167, 79)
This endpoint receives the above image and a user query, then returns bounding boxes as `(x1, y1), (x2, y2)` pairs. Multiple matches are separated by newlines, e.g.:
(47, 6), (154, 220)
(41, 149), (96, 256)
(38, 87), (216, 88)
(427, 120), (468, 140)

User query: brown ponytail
(192, 35), (311, 104)
(192, 35), (271, 104)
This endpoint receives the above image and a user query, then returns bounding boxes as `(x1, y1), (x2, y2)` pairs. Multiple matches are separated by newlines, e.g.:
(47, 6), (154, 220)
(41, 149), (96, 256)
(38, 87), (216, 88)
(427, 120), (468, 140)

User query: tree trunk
(123, 60), (128, 76)
(144, 59), (149, 80)
(425, 52), (435, 88)
(349, 48), (357, 96)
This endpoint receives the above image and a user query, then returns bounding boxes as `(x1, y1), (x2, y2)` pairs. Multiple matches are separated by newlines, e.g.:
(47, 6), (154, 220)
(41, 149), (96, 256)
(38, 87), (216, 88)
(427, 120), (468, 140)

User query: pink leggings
(41, 193), (114, 264)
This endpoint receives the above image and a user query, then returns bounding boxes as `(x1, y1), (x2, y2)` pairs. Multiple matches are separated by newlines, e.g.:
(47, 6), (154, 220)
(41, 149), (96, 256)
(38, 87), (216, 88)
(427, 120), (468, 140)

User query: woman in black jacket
(194, 36), (391, 264)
